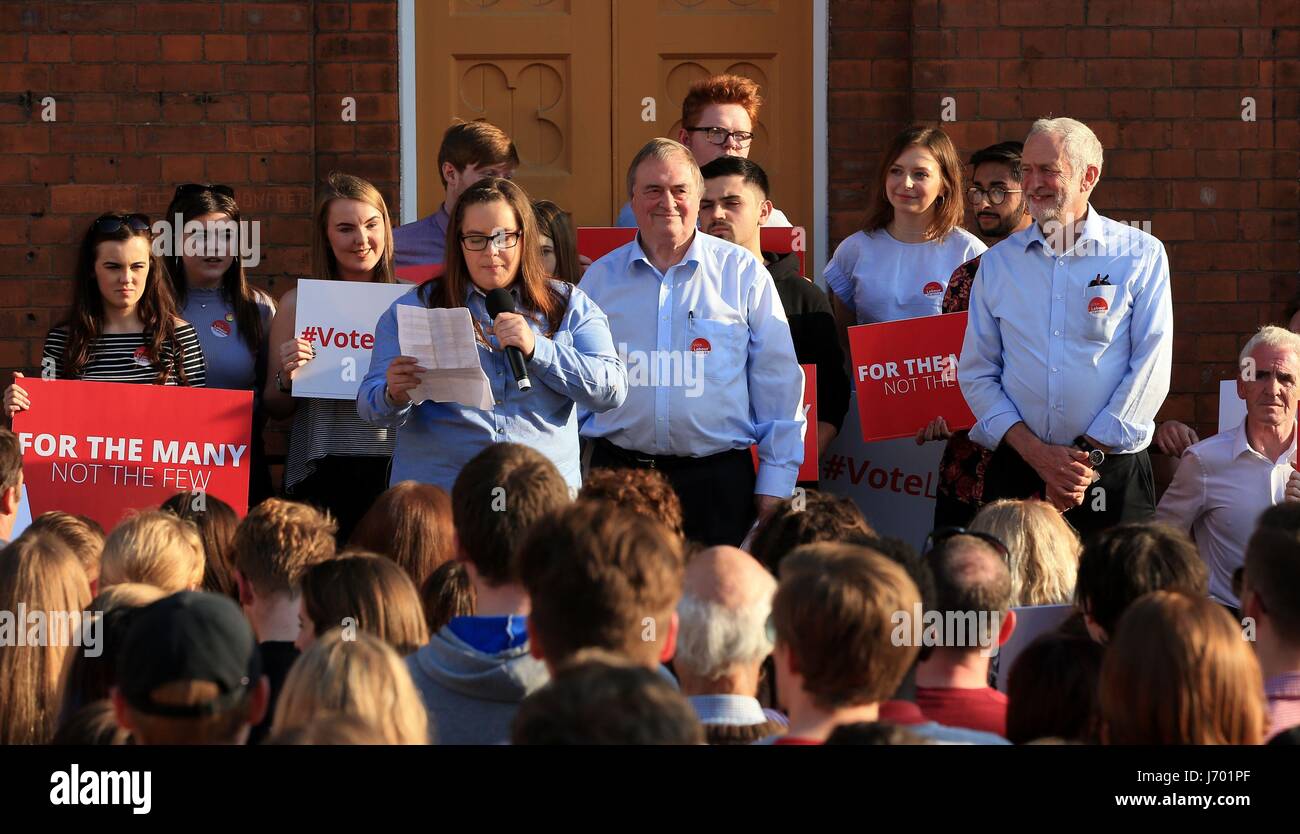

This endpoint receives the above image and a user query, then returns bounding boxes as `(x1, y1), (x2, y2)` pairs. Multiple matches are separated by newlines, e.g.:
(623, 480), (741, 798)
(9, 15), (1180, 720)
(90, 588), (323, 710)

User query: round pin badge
(922, 281), (944, 298)
(131, 346), (152, 367)
(690, 337), (712, 353)
(211, 320), (232, 338)
(1087, 296), (1109, 315)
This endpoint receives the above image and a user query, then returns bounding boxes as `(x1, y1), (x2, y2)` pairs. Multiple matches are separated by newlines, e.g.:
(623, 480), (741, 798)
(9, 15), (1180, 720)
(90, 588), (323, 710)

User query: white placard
(819, 393), (945, 551)
(292, 279), (413, 400)
(1218, 378), (1246, 434)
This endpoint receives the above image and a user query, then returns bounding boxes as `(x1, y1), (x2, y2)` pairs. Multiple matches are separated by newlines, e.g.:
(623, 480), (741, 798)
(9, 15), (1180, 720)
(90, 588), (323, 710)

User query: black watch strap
(1073, 435), (1104, 467)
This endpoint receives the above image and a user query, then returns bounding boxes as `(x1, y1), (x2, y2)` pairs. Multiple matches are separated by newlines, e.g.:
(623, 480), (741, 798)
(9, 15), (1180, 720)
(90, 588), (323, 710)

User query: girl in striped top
(4, 213), (206, 420)
(262, 173), (397, 542)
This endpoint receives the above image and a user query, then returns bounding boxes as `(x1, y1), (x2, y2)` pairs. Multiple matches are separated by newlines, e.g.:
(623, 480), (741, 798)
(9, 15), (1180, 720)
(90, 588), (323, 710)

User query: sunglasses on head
(93, 213), (151, 234)
(922, 526), (1011, 561)
(174, 183), (235, 199)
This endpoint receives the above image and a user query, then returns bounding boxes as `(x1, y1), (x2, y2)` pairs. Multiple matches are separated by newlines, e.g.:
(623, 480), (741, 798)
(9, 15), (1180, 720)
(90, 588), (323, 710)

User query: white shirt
(959, 207), (1173, 453)
(824, 227), (985, 324)
(579, 230), (806, 497)
(1155, 420), (1297, 606)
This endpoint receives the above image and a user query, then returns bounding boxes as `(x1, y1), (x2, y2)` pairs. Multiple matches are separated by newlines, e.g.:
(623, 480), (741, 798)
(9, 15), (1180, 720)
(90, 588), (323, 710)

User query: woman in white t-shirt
(826, 125), (986, 333)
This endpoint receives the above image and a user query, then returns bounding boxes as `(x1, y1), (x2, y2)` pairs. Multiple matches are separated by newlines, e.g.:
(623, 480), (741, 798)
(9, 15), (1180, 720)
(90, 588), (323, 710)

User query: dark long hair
(419, 178), (566, 340)
(60, 213), (191, 385)
(862, 125), (966, 242)
(531, 199), (581, 285)
(163, 186), (266, 357)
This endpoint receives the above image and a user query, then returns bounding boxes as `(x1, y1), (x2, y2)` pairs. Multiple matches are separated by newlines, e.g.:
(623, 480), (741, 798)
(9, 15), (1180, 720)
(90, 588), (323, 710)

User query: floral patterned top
(940, 255), (992, 506)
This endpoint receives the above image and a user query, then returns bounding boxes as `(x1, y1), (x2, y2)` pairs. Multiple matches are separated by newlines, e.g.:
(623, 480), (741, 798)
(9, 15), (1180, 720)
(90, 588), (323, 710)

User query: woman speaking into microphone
(357, 178), (626, 491)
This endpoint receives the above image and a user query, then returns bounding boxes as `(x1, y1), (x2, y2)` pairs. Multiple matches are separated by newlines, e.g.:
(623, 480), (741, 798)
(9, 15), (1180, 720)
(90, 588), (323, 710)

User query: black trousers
(982, 442), (1155, 545)
(588, 439), (757, 547)
(286, 454), (392, 544)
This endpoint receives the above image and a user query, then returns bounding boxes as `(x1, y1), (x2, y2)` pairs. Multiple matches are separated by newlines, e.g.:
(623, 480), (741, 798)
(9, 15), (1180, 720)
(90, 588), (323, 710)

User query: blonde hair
(0, 533), (93, 744)
(313, 171), (396, 283)
(90, 582), (166, 613)
(970, 499), (1080, 607)
(271, 631), (429, 745)
(100, 510), (205, 593)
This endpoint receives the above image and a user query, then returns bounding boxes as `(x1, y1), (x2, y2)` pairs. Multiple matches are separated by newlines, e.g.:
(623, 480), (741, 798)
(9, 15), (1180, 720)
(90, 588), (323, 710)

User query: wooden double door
(414, 0), (814, 228)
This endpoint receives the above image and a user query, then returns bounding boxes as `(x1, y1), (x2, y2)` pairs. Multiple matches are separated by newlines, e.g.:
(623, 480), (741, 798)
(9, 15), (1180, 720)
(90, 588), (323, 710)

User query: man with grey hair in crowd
(1157, 325), (1300, 611)
(959, 116), (1173, 541)
(580, 138), (805, 547)
(675, 546), (786, 744)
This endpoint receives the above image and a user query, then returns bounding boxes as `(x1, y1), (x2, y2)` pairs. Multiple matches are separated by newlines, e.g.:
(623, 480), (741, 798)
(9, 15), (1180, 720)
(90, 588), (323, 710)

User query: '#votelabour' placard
(293, 279), (413, 400)
(12, 379), (253, 531)
(847, 312), (977, 443)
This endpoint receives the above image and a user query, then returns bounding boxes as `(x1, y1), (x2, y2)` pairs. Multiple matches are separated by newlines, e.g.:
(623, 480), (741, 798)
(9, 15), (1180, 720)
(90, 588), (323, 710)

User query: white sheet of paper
(396, 305), (494, 411)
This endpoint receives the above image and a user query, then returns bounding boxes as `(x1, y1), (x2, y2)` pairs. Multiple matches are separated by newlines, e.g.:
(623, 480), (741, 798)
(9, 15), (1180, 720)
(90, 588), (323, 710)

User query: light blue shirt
(356, 280), (627, 491)
(579, 231), (806, 498)
(958, 206), (1173, 453)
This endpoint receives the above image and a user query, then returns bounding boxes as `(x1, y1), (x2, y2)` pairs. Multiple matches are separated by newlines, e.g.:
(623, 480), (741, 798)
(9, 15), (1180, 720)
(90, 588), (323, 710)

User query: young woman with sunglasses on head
(262, 173), (398, 541)
(164, 183), (276, 503)
(358, 177), (625, 492)
(4, 213), (205, 420)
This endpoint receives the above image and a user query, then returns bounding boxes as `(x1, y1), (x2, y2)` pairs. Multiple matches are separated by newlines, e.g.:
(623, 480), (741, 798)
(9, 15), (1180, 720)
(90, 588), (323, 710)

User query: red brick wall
(829, 0), (1300, 437)
(1, 1), (1296, 447)
(0, 0), (400, 379)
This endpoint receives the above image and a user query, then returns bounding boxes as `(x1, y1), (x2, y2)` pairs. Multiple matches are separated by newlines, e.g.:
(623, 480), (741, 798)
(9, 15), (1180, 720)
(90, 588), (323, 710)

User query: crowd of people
(0, 72), (1297, 745)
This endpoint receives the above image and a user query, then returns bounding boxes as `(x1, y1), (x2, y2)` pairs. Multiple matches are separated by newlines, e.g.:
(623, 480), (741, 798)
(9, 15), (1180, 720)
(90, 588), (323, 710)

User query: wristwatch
(276, 370), (290, 394)
(1073, 435), (1105, 468)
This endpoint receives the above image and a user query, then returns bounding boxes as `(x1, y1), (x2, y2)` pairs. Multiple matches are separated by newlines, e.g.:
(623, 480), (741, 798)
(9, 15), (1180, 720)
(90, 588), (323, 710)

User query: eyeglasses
(174, 183), (235, 199)
(460, 230), (522, 252)
(966, 186), (1022, 206)
(684, 126), (754, 148)
(93, 213), (151, 234)
(922, 526), (1011, 561)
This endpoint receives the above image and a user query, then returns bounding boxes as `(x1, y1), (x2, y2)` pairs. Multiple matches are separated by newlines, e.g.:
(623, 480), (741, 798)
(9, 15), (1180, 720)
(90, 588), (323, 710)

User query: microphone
(485, 288), (532, 392)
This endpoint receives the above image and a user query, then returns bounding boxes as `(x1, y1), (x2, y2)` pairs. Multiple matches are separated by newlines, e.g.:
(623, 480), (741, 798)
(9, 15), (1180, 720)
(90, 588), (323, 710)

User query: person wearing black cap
(111, 591), (269, 745)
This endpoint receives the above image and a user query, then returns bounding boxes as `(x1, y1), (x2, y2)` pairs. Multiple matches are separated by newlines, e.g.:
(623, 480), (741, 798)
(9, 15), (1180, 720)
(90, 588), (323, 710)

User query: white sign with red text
(292, 279), (412, 400)
(818, 393), (944, 551)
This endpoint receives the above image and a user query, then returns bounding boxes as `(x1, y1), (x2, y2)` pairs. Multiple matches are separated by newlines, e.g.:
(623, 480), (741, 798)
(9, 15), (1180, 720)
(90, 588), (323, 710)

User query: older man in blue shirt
(958, 117), (1173, 539)
(581, 138), (806, 546)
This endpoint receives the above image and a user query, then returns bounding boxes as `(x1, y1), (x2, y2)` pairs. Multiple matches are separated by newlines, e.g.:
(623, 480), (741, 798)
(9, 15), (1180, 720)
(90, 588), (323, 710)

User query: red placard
(12, 378), (254, 531)
(751, 364), (818, 483)
(577, 226), (807, 276)
(847, 312), (976, 443)
(394, 262), (444, 284)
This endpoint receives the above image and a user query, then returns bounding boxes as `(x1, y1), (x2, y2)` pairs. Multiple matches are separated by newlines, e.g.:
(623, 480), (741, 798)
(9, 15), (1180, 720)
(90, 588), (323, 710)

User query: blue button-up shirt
(958, 206), (1173, 453)
(578, 231), (806, 498)
(356, 280), (627, 491)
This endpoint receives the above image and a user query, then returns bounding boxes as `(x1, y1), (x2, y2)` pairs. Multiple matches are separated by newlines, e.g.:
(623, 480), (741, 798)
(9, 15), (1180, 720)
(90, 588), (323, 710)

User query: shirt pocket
(691, 319), (747, 382)
(1079, 283), (1121, 343)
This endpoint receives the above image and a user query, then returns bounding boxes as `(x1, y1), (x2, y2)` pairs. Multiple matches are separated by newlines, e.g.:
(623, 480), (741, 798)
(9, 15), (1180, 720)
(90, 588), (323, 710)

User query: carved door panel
(414, 0), (613, 225)
(414, 1), (813, 231)
(613, 0), (813, 228)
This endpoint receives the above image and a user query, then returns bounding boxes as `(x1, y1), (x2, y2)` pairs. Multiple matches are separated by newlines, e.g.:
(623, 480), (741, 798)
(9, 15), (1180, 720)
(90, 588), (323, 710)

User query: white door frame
(398, 0), (830, 280)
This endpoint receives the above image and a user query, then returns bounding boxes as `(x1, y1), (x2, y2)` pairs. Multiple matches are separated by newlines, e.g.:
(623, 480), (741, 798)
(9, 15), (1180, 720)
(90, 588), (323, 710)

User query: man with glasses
(916, 142), (1033, 529)
(958, 117), (1173, 540)
(580, 138), (805, 547)
(615, 74), (791, 228)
